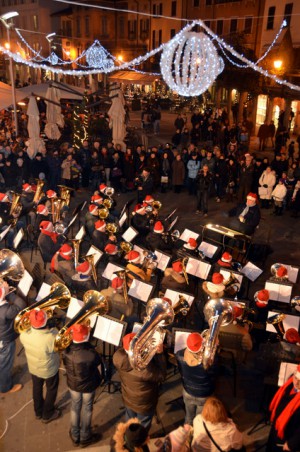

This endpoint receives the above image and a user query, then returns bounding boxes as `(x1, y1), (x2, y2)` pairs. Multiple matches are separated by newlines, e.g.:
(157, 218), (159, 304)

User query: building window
(267, 6), (275, 30)
(216, 20), (223, 35)
(102, 17), (107, 36)
(284, 3), (293, 26)
(159, 3), (163, 15)
(244, 17), (253, 34)
(256, 95), (267, 125)
(119, 16), (125, 38)
(158, 29), (162, 46)
(193, 0), (200, 6)
(33, 15), (38, 31)
(171, 1), (177, 16)
(62, 20), (72, 37)
(204, 20), (211, 28)
(170, 28), (176, 38)
(85, 16), (90, 37)
(153, 4), (156, 15)
(140, 19), (149, 40)
(206, 0), (212, 5)
(128, 20), (137, 40)
(230, 19), (238, 33)
(76, 16), (81, 36)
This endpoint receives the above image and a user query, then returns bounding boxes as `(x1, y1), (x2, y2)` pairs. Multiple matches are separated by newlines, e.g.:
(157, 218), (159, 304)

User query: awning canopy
(18, 81), (86, 100)
(0, 81), (27, 111)
(109, 71), (159, 85)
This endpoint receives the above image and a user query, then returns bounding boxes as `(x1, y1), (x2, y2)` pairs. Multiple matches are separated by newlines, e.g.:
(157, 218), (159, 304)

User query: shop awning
(109, 70), (159, 85)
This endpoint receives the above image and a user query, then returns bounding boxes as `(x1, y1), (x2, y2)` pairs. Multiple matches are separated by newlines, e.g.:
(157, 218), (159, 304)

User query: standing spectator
(2, 158), (17, 190)
(172, 129), (182, 148)
(174, 114), (185, 132)
(237, 154), (254, 203)
(147, 152), (160, 189)
(271, 178), (287, 216)
(268, 120), (276, 148)
(78, 140), (91, 188)
(226, 158), (238, 202)
(135, 167), (154, 203)
(46, 150), (62, 191)
(257, 120), (269, 151)
(90, 150), (103, 191)
(181, 127), (190, 149)
(172, 154), (185, 193)
(201, 149), (215, 174)
(20, 309), (61, 422)
(291, 180), (300, 218)
(62, 324), (102, 447)
(195, 164), (213, 216)
(123, 148), (136, 191)
(160, 152), (171, 193)
(31, 152), (48, 180)
(187, 152), (201, 195)
(110, 152), (123, 192)
(152, 105), (161, 135)
(258, 166), (276, 208)
(100, 146), (112, 185)
(214, 150), (227, 202)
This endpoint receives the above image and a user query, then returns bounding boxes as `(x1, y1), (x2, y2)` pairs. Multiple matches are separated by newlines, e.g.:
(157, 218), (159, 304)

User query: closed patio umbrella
(44, 86), (64, 140)
(27, 96), (45, 159)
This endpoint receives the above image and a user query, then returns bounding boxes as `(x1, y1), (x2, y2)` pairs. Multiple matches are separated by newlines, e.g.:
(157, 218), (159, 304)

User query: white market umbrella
(26, 96), (45, 159)
(44, 86), (64, 140)
(108, 89), (126, 151)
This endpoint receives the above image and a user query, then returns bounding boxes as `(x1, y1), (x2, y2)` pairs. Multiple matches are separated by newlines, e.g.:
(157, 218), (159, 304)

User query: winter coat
(62, 342), (102, 393)
(172, 159), (185, 186)
(187, 159), (201, 179)
(259, 170), (276, 199)
(161, 268), (189, 293)
(0, 295), (26, 342)
(272, 183), (287, 202)
(113, 348), (167, 415)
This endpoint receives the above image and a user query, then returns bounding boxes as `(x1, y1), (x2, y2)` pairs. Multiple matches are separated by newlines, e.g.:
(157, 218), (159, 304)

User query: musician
(196, 273), (225, 325)
(161, 260), (189, 293)
(113, 332), (167, 431)
(38, 220), (63, 263)
(19, 309), (61, 422)
(267, 364), (300, 452)
(146, 221), (173, 253)
(101, 276), (133, 320)
(90, 193), (103, 206)
(270, 265), (288, 281)
(92, 219), (109, 251)
(229, 192), (261, 236)
(176, 332), (216, 425)
(85, 204), (99, 237)
(50, 243), (74, 285)
(216, 252), (233, 269)
(104, 243), (120, 265)
(71, 261), (95, 295)
(125, 250), (153, 283)
(21, 183), (37, 225)
(176, 238), (199, 260)
(135, 167), (154, 204)
(255, 289), (270, 309)
(0, 192), (25, 249)
(62, 324), (102, 447)
(0, 283), (25, 394)
(131, 203), (151, 238)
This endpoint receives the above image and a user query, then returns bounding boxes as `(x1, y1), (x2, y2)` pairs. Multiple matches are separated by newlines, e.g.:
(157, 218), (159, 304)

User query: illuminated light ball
(160, 31), (224, 97)
(86, 42), (114, 70)
(49, 52), (59, 65)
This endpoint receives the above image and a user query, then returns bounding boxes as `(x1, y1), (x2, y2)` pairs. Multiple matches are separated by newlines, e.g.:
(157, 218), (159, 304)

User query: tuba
(173, 295), (190, 316)
(119, 241), (133, 255)
(84, 254), (97, 285)
(223, 272), (240, 297)
(9, 192), (23, 217)
(266, 313), (286, 340)
(106, 223), (119, 235)
(14, 282), (71, 333)
(128, 297), (174, 371)
(98, 207), (109, 220)
(51, 197), (64, 224)
(201, 298), (234, 369)
(104, 187), (115, 198)
(291, 296), (300, 312)
(33, 179), (45, 204)
(57, 184), (73, 208)
(54, 290), (108, 351)
(270, 263), (289, 281)
(0, 249), (25, 282)
(70, 238), (82, 269)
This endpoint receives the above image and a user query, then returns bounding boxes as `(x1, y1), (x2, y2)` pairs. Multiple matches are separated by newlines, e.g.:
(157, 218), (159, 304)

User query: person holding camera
(135, 168), (154, 204)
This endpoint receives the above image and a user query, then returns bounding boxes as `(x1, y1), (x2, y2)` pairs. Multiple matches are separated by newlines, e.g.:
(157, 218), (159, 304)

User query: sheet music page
(87, 246), (103, 265)
(265, 281), (292, 303)
(241, 261), (263, 282)
(220, 269), (243, 285)
(122, 227), (138, 243)
(174, 331), (191, 353)
(164, 289), (194, 306)
(93, 315), (124, 346)
(93, 315), (110, 340)
(186, 258), (199, 276)
(266, 311), (300, 333)
(285, 265), (299, 284)
(102, 263), (124, 280)
(198, 241), (218, 258)
(119, 212), (127, 227)
(67, 212), (78, 229)
(198, 261), (211, 280)
(75, 225), (85, 240)
(66, 298), (84, 319)
(180, 229), (199, 242)
(13, 228), (24, 249)
(128, 279), (153, 302)
(155, 250), (171, 271)
(36, 282), (51, 301)
(0, 225), (11, 241)
(18, 270), (33, 297)
(278, 362), (298, 386)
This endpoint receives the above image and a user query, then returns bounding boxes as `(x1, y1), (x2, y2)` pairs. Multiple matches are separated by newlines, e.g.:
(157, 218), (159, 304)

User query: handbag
(161, 175), (169, 184)
(202, 421), (245, 452)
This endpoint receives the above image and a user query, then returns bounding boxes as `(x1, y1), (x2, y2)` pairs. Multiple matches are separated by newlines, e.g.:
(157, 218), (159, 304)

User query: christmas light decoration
(160, 30), (223, 96)
(85, 40), (114, 70)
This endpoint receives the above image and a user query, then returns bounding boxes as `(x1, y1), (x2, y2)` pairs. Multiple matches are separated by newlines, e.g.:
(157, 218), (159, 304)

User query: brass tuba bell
(0, 249), (25, 282)
(54, 290), (109, 351)
(98, 207), (109, 220)
(266, 313), (286, 340)
(33, 179), (45, 204)
(70, 238), (82, 269)
(106, 223), (119, 235)
(291, 296), (300, 312)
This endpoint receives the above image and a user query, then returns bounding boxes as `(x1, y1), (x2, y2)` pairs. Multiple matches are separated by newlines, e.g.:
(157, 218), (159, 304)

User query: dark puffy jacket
(62, 342), (102, 393)
(0, 294), (26, 342)
(176, 348), (215, 397)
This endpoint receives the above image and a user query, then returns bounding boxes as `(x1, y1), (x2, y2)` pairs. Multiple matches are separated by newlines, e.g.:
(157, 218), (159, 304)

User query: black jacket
(62, 342), (102, 393)
(0, 294), (26, 342)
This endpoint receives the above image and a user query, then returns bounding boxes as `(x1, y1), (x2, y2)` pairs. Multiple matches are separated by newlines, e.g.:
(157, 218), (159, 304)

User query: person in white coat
(192, 396), (243, 452)
(271, 178), (287, 216)
(258, 166), (276, 208)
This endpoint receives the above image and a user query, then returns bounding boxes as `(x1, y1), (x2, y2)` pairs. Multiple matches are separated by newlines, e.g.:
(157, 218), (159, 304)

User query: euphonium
(223, 272), (240, 297)
(85, 254), (97, 285)
(33, 179), (45, 204)
(104, 187), (115, 198)
(270, 263), (289, 281)
(103, 198), (112, 210)
(98, 207), (109, 220)
(14, 282), (71, 333)
(201, 298), (234, 370)
(57, 184), (73, 208)
(291, 296), (300, 312)
(70, 238), (82, 269)
(51, 197), (64, 224)
(9, 192), (22, 217)
(173, 295), (190, 316)
(266, 313), (286, 340)
(54, 290), (109, 351)
(0, 249), (25, 282)
(141, 251), (157, 271)
(106, 223), (118, 234)
(128, 297), (174, 371)
(119, 241), (133, 254)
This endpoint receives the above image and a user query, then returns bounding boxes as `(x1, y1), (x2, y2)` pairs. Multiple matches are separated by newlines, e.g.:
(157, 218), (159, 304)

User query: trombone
(84, 254), (98, 285)
(114, 270), (130, 304)
(173, 257), (189, 285)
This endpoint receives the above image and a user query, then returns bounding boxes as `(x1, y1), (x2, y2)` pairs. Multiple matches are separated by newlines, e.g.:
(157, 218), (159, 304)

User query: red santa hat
(0, 287), (6, 302)
(59, 243), (73, 258)
(111, 276), (123, 291)
(172, 261), (183, 273)
(104, 243), (118, 255)
(134, 203), (146, 214)
(0, 193), (8, 202)
(186, 332), (203, 353)
(284, 329), (300, 346)
(99, 183), (107, 193)
(246, 192), (258, 203)
(94, 219), (106, 232)
(29, 309), (47, 328)
(91, 194), (103, 204)
(125, 250), (140, 263)
(154, 221), (164, 234)
(276, 265), (288, 278)
(232, 303), (244, 320)
(295, 364), (300, 379)
(76, 261), (91, 275)
(37, 204), (48, 215)
(184, 238), (198, 250)
(22, 183), (32, 192)
(122, 332), (136, 351)
(207, 273), (225, 293)
(71, 324), (90, 343)
(89, 204), (98, 215)
(144, 195), (154, 204)
(46, 190), (57, 198)
(39, 221), (53, 232)
(218, 252), (233, 266)
(255, 289), (269, 308)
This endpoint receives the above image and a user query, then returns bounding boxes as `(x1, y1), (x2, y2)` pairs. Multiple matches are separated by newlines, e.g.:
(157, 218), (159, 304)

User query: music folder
(278, 362), (298, 386)
(172, 328), (193, 354)
(186, 257), (211, 280)
(93, 315), (127, 347)
(128, 279), (154, 303)
(102, 263), (124, 280)
(87, 245), (103, 265)
(154, 250), (171, 272)
(18, 270), (33, 297)
(164, 289), (194, 307)
(122, 226), (138, 243)
(265, 280), (293, 304)
(198, 241), (218, 259)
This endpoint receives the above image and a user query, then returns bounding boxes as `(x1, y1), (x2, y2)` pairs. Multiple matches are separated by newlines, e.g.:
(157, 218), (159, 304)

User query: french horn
(173, 295), (190, 316)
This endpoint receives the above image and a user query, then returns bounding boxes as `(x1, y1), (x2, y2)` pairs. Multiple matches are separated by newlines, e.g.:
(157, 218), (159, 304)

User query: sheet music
(164, 289), (194, 306)
(180, 229), (199, 243)
(265, 281), (293, 303)
(102, 263), (124, 280)
(278, 362), (298, 386)
(87, 245), (103, 265)
(119, 212), (127, 227)
(241, 261), (263, 282)
(36, 282), (51, 301)
(198, 241), (218, 258)
(154, 250), (171, 271)
(132, 322), (142, 333)
(220, 269), (243, 285)
(18, 270), (33, 297)
(285, 265), (299, 284)
(186, 258), (211, 280)
(75, 225), (85, 240)
(174, 330), (191, 353)
(122, 226), (138, 243)
(13, 228), (24, 249)
(66, 297), (97, 327)
(80, 201), (87, 211)
(93, 315), (125, 346)
(266, 311), (300, 333)
(0, 225), (11, 241)
(128, 279), (153, 302)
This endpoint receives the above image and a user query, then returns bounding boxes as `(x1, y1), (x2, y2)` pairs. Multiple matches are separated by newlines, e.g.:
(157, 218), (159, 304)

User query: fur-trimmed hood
(112, 418), (149, 452)
(164, 267), (186, 283)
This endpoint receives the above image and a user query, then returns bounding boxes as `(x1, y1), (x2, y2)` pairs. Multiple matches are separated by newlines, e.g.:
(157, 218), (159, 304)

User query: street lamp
(273, 59), (283, 70)
(0, 11), (19, 136)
